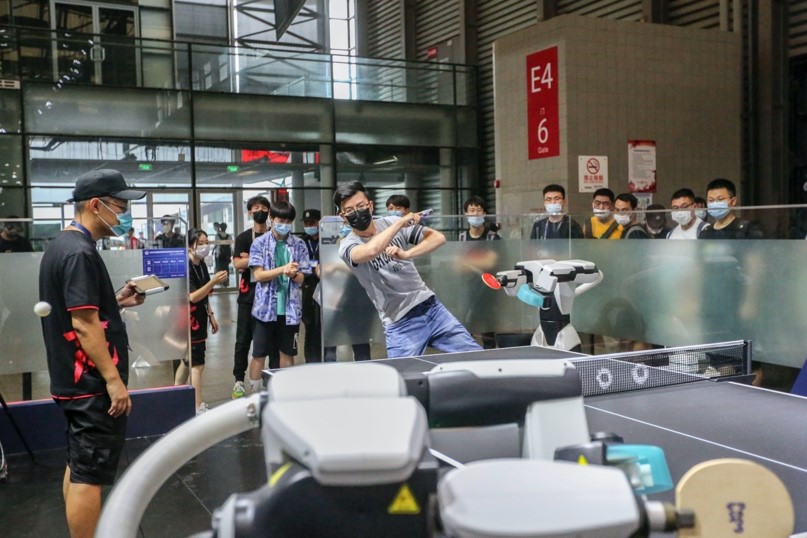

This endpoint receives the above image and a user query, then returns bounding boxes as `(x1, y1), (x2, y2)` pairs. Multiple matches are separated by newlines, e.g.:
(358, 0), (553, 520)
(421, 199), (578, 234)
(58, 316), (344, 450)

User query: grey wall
(493, 14), (742, 215)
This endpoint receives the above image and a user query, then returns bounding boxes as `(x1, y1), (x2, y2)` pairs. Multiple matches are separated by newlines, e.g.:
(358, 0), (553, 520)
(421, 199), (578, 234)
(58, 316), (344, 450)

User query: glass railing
(0, 26), (477, 106)
(319, 206), (807, 371)
(3, 206), (804, 400)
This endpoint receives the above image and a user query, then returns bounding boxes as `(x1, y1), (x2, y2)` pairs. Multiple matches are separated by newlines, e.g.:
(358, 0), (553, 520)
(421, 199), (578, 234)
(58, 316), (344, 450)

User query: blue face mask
(273, 222), (291, 236)
(339, 225), (352, 238)
(98, 200), (133, 237)
(304, 226), (318, 236)
(707, 201), (731, 220)
(389, 210), (404, 217)
(467, 216), (485, 228)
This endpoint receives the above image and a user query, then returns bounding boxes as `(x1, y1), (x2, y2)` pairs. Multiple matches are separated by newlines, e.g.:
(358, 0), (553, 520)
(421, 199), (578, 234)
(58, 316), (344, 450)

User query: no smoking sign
(578, 155), (608, 192)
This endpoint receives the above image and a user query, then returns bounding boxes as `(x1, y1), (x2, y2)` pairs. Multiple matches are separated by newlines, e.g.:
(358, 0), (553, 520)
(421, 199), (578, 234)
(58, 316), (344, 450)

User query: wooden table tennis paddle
(676, 458), (794, 537)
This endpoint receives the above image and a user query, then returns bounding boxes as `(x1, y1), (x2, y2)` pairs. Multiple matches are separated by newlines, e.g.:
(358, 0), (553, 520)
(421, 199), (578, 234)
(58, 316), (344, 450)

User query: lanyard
(70, 221), (93, 241)
(305, 237), (319, 259)
(543, 219), (560, 240)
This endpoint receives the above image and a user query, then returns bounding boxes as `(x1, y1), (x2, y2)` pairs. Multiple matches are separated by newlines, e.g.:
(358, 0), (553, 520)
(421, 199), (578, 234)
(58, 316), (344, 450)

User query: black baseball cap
(302, 209), (322, 221)
(67, 169), (146, 203)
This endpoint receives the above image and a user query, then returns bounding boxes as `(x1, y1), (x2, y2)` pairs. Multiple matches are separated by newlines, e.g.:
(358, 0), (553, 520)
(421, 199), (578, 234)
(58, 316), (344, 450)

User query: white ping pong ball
(34, 301), (52, 317)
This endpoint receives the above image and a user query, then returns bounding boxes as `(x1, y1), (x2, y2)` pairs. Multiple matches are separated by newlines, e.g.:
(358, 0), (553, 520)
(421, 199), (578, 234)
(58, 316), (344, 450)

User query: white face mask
(613, 214), (631, 226)
(545, 203), (563, 215)
(593, 208), (610, 220)
(163, 224), (172, 234)
(194, 244), (210, 258)
(671, 210), (693, 226)
(694, 209), (707, 220)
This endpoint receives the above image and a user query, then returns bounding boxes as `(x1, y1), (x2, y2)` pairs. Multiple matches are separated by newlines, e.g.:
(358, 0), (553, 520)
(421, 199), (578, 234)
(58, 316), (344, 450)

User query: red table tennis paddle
(481, 273), (501, 290)
(676, 458), (794, 537)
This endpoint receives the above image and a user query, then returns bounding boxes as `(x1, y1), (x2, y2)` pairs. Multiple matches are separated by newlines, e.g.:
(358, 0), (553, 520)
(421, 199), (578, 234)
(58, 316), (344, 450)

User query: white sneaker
(232, 381), (246, 399)
(196, 402), (209, 415)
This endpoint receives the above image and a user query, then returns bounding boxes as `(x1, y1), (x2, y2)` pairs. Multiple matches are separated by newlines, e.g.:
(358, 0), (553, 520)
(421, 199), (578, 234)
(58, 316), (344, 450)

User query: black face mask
(346, 207), (372, 231)
(252, 210), (268, 224)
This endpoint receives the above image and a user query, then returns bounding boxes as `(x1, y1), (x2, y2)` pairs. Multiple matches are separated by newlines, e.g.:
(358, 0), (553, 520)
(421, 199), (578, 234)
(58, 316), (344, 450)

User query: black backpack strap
(600, 220), (620, 239)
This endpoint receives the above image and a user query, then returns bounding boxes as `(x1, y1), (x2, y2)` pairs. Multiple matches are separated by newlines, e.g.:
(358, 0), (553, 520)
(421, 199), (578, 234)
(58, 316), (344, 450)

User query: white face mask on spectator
(194, 244), (211, 258)
(671, 210), (693, 226)
(614, 214), (631, 226)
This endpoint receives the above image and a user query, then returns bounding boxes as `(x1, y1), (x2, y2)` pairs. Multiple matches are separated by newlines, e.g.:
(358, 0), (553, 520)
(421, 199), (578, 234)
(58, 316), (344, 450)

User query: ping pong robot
(484, 259), (603, 352)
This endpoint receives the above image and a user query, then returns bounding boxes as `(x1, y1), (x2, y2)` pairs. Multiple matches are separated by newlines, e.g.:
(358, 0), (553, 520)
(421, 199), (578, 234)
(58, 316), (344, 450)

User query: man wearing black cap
(155, 214), (185, 248)
(39, 169), (147, 538)
(300, 208), (322, 362)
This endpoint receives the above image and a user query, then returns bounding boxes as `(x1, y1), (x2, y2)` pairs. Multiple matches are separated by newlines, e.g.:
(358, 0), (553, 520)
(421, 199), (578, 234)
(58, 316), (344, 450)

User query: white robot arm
(488, 259), (603, 352)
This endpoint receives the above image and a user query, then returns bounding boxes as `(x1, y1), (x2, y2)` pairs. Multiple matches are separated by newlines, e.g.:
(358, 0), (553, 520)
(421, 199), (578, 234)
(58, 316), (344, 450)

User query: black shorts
(253, 316), (299, 357)
(56, 394), (127, 486)
(184, 341), (206, 366)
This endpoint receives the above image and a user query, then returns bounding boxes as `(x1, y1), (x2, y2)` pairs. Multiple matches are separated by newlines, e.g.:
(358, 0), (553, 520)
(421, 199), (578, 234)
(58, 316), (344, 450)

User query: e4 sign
(526, 46), (559, 160)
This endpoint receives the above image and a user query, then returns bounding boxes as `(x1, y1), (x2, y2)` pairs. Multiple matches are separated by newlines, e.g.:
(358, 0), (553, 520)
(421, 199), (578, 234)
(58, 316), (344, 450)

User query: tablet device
(128, 275), (170, 295)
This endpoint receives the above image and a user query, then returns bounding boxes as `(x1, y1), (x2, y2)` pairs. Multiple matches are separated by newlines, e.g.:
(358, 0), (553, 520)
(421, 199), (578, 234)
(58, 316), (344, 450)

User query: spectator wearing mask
(614, 193), (650, 239)
(643, 204), (671, 239)
(299, 209), (322, 362)
(230, 196), (276, 399)
(155, 215), (185, 248)
(668, 188), (710, 239)
(529, 184), (583, 239)
(582, 188), (622, 239)
(386, 194), (411, 217)
(248, 201), (310, 387)
(693, 196), (709, 221)
(699, 178), (764, 239)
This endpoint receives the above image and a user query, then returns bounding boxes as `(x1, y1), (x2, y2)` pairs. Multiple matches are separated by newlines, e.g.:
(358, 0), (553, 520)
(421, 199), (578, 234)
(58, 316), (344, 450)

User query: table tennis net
(569, 340), (750, 397)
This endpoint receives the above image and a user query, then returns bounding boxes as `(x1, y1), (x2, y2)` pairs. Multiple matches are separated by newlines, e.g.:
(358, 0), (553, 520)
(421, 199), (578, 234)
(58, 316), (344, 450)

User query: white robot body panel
(531, 325), (582, 351)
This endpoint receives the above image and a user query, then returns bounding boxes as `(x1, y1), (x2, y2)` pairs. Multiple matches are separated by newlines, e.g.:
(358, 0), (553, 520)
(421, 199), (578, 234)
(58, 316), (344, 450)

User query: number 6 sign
(526, 46), (559, 160)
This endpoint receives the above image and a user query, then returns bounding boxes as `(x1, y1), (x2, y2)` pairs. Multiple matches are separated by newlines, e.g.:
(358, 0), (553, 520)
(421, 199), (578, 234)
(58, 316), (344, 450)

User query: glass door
(51, 0), (139, 86)
(144, 190), (191, 248)
(197, 190), (236, 288)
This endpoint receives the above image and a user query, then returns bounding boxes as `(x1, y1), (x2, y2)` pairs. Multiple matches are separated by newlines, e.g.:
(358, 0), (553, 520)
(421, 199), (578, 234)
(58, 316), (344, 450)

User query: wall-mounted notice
(578, 155), (608, 192)
(526, 46), (559, 159)
(628, 140), (657, 193)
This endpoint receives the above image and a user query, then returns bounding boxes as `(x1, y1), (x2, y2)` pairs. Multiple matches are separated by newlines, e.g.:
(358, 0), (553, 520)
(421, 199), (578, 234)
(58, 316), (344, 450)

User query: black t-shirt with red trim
(189, 260), (210, 342)
(234, 228), (264, 305)
(39, 230), (128, 398)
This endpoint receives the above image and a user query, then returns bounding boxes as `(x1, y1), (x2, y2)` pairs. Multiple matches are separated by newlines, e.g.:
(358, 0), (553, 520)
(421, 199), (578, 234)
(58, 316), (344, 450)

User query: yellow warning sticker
(388, 483), (421, 515)
(577, 455), (589, 465)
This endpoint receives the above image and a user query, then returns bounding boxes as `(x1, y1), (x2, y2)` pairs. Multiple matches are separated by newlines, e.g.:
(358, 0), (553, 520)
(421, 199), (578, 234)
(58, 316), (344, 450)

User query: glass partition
(320, 206), (807, 369)
(23, 83), (192, 138)
(0, 217), (190, 401)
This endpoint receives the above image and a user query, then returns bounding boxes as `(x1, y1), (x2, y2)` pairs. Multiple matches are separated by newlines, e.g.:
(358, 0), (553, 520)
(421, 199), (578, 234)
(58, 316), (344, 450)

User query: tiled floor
(2, 431), (268, 537)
